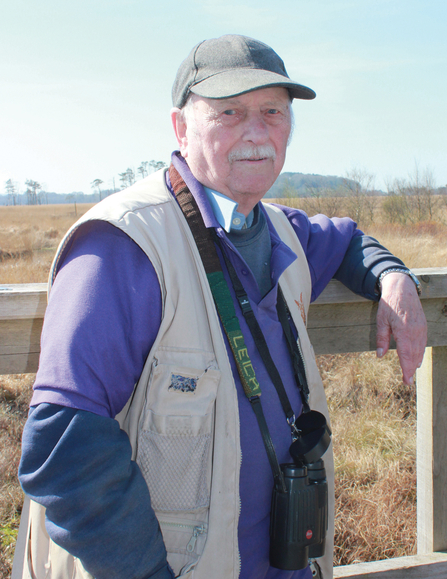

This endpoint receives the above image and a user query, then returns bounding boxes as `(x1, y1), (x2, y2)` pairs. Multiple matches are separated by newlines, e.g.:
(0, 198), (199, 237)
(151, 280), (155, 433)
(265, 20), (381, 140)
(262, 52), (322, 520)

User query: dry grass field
(0, 203), (94, 284)
(322, 352), (417, 565)
(363, 222), (447, 269)
(1, 199), (446, 575)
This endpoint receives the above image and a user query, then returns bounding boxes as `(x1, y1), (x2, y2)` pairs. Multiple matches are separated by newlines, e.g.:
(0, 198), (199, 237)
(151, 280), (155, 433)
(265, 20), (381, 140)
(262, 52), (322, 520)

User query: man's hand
(376, 272), (427, 385)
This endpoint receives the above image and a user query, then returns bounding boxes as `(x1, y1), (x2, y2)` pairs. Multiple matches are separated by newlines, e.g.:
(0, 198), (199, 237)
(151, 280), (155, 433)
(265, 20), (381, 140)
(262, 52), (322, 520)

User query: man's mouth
(228, 145), (276, 163)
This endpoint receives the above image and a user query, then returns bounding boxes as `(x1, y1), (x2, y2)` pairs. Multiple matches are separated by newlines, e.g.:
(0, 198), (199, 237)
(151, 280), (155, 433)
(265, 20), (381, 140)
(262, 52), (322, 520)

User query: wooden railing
(1, 267), (447, 577)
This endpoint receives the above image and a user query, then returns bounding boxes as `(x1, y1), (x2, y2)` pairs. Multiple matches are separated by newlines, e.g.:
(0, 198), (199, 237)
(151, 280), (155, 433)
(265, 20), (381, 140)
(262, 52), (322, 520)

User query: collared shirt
(203, 186), (254, 231)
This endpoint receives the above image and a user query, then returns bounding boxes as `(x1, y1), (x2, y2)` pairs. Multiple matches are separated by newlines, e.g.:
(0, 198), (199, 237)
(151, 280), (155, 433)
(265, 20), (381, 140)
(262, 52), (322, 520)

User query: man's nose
(242, 113), (269, 144)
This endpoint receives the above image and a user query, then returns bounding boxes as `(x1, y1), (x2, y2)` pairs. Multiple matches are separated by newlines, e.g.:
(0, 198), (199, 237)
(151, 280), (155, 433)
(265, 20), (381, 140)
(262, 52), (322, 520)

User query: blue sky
(1, 0), (446, 194)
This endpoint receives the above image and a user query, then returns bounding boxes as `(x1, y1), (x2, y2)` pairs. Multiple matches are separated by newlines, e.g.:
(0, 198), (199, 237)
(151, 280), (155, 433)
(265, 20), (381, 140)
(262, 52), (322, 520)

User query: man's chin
(232, 180), (276, 199)
(230, 168), (279, 196)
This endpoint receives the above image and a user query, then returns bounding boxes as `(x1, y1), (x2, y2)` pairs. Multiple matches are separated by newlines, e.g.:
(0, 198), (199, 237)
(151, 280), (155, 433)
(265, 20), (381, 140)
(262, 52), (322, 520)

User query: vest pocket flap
(145, 360), (221, 417)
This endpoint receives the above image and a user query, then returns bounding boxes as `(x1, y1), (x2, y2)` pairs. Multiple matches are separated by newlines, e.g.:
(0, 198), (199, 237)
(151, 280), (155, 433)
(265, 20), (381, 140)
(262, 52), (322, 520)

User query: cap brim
(190, 68), (316, 101)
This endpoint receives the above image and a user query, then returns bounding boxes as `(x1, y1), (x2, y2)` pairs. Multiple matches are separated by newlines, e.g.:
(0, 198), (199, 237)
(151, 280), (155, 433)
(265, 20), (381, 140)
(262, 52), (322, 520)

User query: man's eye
(267, 109), (279, 114)
(223, 109), (236, 116)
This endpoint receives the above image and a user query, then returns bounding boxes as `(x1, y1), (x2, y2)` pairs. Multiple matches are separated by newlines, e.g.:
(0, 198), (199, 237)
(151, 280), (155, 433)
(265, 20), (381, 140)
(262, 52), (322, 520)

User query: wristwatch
(376, 268), (422, 297)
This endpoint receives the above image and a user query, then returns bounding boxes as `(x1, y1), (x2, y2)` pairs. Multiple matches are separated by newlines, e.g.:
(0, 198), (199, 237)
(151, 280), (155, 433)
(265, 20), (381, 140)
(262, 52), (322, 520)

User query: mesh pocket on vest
(138, 430), (211, 512)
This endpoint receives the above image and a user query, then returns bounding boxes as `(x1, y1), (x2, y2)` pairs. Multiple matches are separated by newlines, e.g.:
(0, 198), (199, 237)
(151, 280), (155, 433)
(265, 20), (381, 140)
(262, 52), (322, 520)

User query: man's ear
(170, 107), (188, 158)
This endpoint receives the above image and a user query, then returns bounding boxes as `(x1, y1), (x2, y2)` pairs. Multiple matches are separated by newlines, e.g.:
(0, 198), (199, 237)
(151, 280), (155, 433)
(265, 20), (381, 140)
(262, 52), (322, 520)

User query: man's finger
(376, 272), (427, 383)
(375, 301), (392, 358)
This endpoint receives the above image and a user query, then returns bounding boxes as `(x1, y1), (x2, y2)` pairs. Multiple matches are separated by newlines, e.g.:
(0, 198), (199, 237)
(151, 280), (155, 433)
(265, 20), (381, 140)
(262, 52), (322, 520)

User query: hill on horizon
(265, 172), (355, 198)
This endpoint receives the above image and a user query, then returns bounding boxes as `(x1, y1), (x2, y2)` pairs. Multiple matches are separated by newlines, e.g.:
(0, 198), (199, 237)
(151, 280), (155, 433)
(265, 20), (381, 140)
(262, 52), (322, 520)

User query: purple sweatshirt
(19, 153), (406, 579)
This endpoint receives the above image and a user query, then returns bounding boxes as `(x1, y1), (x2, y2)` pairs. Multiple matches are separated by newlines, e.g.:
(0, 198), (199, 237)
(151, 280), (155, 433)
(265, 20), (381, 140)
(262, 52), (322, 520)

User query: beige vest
(13, 170), (334, 579)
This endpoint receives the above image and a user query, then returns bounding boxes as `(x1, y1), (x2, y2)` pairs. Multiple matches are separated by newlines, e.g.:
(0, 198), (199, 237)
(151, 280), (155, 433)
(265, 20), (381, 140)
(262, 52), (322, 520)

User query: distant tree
(138, 161), (149, 179)
(38, 190), (49, 205)
(406, 164), (437, 222)
(148, 160), (167, 173)
(300, 185), (345, 218)
(119, 168), (136, 189)
(384, 164), (438, 224)
(341, 168), (376, 225)
(137, 160), (167, 180)
(382, 188), (409, 225)
(91, 178), (104, 201)
(25, 180), (42, 205)
(5, 179), (18, 205)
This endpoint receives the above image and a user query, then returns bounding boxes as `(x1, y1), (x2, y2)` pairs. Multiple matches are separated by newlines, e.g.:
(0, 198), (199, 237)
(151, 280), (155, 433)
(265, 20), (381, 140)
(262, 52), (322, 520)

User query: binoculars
(269, 411), (331, 571)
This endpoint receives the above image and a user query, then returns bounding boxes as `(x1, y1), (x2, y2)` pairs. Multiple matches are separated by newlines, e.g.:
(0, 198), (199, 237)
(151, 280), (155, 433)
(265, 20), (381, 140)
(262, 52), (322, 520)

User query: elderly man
(15, 35), (426, 579)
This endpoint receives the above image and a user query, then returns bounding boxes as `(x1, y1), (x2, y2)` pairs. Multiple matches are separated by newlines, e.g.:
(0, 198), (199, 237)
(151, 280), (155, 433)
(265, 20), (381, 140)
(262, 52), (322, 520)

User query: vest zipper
(236, 448), (242, 578)
(296, 338), (308, 384)
(186, 524), (207, 553)
(159, 520), (208, 554)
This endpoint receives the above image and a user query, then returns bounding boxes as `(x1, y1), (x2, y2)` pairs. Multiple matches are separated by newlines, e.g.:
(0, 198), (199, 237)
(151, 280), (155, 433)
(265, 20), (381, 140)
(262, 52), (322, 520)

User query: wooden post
(416, 346), (447, 554)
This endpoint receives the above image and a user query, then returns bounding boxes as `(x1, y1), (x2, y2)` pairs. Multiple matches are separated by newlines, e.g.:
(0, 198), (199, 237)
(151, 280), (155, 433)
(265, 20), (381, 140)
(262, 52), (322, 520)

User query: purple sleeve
(31, 220), (162, 418)
(274, 204), (363, 301)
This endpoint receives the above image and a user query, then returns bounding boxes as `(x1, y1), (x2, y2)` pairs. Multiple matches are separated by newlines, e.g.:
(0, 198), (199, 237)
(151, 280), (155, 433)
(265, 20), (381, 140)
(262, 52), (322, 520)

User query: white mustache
(228, 145), (276, 163)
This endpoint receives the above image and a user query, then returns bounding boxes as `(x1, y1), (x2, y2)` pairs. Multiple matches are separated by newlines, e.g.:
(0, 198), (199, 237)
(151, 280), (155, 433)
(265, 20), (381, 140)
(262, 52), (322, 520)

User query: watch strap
(377, 267), (422, 296)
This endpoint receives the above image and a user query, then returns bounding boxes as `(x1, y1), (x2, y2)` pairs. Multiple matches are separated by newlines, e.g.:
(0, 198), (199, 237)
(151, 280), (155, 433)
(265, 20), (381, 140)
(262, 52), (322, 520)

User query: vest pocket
(138, 421), (211, 511)
(158, 516), (208, 576)
(136, 359), (220, 513)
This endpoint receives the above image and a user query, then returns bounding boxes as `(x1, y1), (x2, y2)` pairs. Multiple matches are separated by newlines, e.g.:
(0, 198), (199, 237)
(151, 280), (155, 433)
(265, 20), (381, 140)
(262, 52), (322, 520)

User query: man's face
(172, 87), (292, 213)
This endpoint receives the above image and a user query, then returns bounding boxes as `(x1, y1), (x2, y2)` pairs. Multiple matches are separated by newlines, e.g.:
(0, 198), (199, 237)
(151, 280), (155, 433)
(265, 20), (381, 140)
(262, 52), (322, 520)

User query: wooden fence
(1, 267), (446, 577)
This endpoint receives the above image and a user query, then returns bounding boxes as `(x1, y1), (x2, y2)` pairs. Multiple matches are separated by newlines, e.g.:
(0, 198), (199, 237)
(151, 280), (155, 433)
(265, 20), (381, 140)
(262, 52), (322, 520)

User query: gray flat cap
(172, 34), (316, 108)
